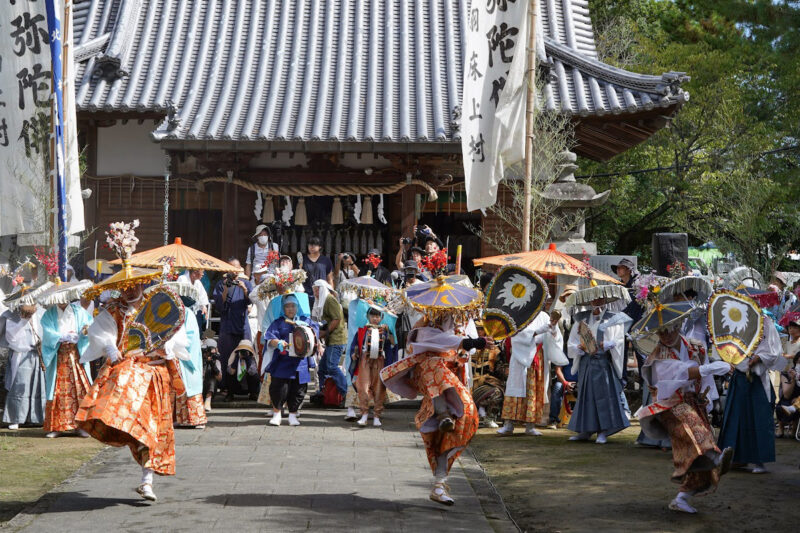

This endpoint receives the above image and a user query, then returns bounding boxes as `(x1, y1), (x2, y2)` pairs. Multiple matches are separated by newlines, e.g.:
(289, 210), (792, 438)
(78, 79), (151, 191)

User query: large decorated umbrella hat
(84, 220), (163, 300)
(403, 275), (483, 323)
(707, 289), (764, 366)
(35, 279), (93, 307)
(109, 237), (242, 273)
(658, 276), (713, 305)
(563, 283), (630, 309)
(630, 301), (696, 356)
(482, 265), (548, 340)
(3, 278), (53, 311)
(735, 287), (780, 310)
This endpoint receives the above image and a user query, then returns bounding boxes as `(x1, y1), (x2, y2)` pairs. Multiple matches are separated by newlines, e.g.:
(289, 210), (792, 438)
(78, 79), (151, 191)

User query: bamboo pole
(521, 0), (538, 252)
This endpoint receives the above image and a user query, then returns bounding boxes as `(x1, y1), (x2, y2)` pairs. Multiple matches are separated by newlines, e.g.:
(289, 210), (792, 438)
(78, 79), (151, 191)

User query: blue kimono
(40, 304), (93, 401)
(177, 310), (203, 398)
(263, 315), (319, 384)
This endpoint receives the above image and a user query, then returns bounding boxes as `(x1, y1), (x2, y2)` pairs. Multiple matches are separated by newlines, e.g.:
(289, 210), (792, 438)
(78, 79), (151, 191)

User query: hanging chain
(163, 172), (170, 245)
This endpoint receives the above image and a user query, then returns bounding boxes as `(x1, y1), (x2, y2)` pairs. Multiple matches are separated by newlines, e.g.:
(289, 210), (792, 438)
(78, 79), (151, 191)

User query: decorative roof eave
(155, 138), (464, 155)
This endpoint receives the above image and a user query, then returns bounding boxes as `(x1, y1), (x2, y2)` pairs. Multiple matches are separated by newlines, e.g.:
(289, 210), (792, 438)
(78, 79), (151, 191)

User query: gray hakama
(3, 350), (46, 425)
(567, 352), (630, 436)
(1, 311), (47, 425)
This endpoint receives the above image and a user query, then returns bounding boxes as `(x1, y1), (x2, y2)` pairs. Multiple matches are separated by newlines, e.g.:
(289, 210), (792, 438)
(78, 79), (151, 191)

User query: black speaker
(652, 233), (688, 276)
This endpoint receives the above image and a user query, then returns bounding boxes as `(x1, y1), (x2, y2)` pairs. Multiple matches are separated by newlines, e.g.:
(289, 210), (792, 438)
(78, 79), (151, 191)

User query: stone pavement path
(9, 408), (507, 532)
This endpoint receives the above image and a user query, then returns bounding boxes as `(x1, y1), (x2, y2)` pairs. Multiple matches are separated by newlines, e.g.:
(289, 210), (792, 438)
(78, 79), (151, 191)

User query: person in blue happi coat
(262, 294), (319, 427)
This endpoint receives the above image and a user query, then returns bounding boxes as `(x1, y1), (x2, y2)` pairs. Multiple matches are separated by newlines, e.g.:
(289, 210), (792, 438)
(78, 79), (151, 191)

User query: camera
(223, 272), (238, 287)
(401, 237), (411, 245)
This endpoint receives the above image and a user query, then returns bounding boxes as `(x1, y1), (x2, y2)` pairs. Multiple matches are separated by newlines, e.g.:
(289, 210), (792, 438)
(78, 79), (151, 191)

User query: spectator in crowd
(775, 317), (800, 437)
(278, 255), (293, 272)
(179, 269), (210, 333)
(245, 224), (280, 279)
(212, 259), (253, 398)
(301, 237), (334, 305)
(334, 252), (360, 290)
(202, 338), (222, 411)
(366, 248), (392, 285)
(227, 339), (260, 402)
(547, 363), (577, 429)
(312, 280), (348, 401)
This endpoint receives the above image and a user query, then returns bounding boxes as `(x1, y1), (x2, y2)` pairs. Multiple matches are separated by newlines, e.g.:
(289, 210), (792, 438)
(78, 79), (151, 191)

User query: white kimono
(506, 312), (566, 400)
(567, 308), (629, 380)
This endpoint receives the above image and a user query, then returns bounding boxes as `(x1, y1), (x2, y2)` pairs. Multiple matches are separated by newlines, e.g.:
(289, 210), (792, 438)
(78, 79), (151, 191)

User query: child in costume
(349, 304), (396, 427)
(263, 294), (319, 426)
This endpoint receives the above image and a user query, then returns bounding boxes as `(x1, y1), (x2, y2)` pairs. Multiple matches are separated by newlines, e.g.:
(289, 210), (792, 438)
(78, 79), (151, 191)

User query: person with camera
(212, 258), (254, 400)
(201, 338), (222, 411)
(334, 252), (360, 291)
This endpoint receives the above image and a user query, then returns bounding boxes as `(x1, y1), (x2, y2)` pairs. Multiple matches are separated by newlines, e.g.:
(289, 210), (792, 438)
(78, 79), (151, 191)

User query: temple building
(73, 0), (688, 269)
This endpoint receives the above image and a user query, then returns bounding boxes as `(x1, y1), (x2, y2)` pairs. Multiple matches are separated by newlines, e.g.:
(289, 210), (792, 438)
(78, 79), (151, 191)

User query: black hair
(367, 307), (382, 317)
(308, 236), (322, 247)
(479, 272), (495, 292)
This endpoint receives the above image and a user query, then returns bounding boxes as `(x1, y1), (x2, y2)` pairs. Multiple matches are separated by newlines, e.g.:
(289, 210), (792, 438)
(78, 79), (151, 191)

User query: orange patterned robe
(76, 303), (185, 476)
(382, 351), (479, 474)
(43, 343), (91, 432)
(173, 392), (207, 427)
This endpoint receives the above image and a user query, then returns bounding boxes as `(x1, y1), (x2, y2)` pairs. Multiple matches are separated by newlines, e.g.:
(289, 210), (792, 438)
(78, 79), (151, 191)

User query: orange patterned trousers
(44, 344), (91, 432)
(173, 392), (208, 426)
(657, 394), (720, 494)
(410, 354), (479, 475)
(77, 356), (182, 476)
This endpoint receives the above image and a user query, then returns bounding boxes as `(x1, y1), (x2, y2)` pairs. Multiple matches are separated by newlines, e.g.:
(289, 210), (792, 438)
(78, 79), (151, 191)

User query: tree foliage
(582, 0), (800, 274)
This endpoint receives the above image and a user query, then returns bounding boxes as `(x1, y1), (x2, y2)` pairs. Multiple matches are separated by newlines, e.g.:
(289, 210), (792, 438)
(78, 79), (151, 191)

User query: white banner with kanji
(0, 1), (52, 237)
(461, 0), (529, 212)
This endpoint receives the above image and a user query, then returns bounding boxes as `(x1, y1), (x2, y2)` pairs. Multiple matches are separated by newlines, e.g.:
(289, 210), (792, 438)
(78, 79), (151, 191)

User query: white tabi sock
(141, 467), (154, 486)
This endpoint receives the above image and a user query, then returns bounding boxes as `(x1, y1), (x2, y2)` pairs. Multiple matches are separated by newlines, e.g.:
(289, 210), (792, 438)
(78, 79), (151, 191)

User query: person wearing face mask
(245, 224), (279, 279)
(1, 279), (52, 430)
(37, 279), (94, 438)
(564, 285), (633, 444)
(75, 221), (188, 502)
(635, 319), (734, 514)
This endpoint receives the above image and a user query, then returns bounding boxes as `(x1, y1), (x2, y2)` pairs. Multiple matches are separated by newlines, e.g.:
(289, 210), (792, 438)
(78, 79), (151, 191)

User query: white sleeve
(245, 245), (253, 265)
(195, 281), (209, 307)
(163, 324), (191, 361)
(81, 309), (118, 363)
(650, 358), (697, 401)
(567, 323), (583, 359)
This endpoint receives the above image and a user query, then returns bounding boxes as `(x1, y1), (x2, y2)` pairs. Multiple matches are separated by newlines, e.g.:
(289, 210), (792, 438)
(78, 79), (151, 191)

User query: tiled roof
(73, 0), (688, 148)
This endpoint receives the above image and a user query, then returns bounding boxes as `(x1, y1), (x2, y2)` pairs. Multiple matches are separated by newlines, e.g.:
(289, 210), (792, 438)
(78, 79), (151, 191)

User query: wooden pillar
(221, 182), (237, 261)
(400, 186), (416, 241)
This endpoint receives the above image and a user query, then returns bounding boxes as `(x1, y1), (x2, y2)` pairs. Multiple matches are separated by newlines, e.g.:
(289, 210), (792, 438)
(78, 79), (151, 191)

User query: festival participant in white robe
(636, 323), (734, 514)
(717, 314), (784, 473)
(1, 282), (50, 429)
(566, 290), (632, 444)
(497, 310), (565, 436)
(38, 280), (94, 437)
